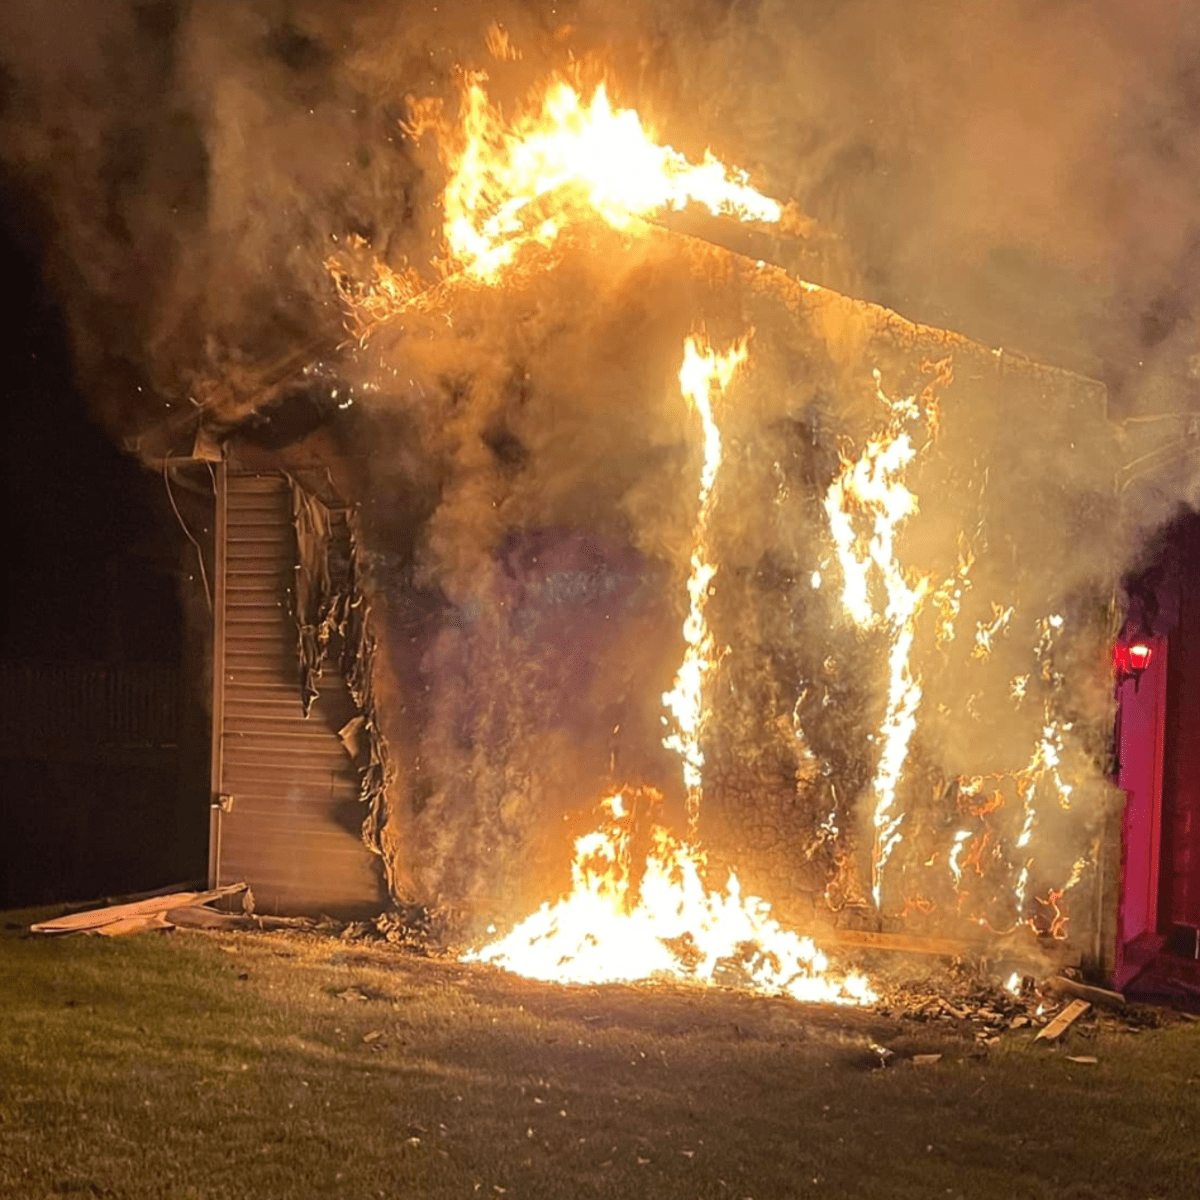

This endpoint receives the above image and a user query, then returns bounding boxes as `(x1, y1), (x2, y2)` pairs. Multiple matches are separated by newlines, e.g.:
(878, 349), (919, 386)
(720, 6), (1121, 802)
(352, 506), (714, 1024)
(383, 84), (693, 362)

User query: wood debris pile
(872, 964), (1167, 1045)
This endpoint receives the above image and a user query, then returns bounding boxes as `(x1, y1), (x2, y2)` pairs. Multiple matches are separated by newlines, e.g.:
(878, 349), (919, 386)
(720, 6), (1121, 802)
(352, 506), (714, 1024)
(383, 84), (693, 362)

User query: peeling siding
(209, 465), (384, 917)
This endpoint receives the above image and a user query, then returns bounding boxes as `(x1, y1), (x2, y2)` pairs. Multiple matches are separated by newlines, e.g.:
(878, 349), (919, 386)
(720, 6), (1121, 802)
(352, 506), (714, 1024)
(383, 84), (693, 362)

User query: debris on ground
(868, 1041), (895, 1068)
(29, 884), (248, 937)
(26, 888), (454, 958)
(1035, 999), (1091, 1042)
(315, 906), (451, 953)
(871, 958), (1169, 1045)
(1047, 976), (1126, 1009)
(32, 892), (1194, 1040)
(1168, 977), (1200, 1000)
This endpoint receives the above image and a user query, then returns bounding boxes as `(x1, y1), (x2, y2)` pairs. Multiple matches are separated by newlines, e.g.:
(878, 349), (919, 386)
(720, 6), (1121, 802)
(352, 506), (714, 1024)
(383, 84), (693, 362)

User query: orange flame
(427, 73), (782, 282)
(661, 333), (749, 833)
(332, 71), (785, 326)
(463, 793), (874, 1005)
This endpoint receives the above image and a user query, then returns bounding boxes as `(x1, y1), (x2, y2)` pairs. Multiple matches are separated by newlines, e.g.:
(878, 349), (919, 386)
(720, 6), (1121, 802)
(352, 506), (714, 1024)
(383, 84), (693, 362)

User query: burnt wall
(338, 227), (1122, 947)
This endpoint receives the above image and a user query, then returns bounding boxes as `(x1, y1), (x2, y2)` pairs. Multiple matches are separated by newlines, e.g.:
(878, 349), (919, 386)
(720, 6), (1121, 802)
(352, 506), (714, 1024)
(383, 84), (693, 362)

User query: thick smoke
(339, 228), (1121, 932)
(4, 0), (1200, 434)
(6, 0), (1200, 934)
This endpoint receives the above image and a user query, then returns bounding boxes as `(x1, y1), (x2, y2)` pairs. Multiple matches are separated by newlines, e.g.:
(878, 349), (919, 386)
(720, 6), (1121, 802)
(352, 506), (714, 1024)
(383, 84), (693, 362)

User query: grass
(1, 917), (1199, 1200)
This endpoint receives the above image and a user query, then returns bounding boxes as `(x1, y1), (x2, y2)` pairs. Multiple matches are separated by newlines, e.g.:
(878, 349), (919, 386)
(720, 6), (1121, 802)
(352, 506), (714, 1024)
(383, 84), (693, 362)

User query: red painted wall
(1117, 637), (1167, 945)
(1148, 527), (1200, 933)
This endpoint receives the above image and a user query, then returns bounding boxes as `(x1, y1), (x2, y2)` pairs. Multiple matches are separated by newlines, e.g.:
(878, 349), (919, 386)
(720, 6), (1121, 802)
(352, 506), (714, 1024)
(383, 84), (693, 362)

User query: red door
(1117, 635), (1167, 955)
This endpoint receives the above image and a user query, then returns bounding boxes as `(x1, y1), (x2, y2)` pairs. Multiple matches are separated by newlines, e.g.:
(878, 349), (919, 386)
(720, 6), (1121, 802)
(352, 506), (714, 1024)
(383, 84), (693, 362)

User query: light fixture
(1114, 638), (1154, 690)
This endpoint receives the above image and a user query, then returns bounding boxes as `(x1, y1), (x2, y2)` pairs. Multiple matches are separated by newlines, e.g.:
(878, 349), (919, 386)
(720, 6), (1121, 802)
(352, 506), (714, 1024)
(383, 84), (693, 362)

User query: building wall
(208, 462), (385, 917)
(1124, 514), (1200, 941)
(1161, 535), (1200, 931)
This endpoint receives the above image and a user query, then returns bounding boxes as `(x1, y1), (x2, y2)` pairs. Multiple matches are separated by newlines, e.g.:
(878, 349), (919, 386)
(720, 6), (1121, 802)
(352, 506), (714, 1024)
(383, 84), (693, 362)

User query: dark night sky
(0, 177), (211, 907)
(0, 184), (183, 667)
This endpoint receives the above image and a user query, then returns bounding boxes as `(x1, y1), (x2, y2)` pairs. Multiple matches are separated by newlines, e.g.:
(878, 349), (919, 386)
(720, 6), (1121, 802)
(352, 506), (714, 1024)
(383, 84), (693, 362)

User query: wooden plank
(30, 883), (247, 934)
(1035, 999), (1091, 1041)
(821, 926), (1078, 967)
(823, 928), (997, 957)
(1049, 976), (1126, 1009)
(93, 913), (175, 937)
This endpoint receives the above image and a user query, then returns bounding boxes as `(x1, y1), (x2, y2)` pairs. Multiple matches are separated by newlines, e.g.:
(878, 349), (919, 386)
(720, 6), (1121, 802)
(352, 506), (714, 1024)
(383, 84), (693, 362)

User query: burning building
(186, 69), (1125, 1002)
(7, 3), (1200, 1001)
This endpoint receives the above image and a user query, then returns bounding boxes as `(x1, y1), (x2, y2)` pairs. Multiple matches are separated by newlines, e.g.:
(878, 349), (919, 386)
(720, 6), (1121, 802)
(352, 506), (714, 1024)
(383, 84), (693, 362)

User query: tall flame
(465, 332), (872, 1005)
(822, 368), (941, 907)
(661, 333), (748, 833)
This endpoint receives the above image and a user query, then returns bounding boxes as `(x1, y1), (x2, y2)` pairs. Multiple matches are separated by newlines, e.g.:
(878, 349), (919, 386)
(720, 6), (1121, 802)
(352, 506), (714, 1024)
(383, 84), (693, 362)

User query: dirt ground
(2, 918), (1199, 1200)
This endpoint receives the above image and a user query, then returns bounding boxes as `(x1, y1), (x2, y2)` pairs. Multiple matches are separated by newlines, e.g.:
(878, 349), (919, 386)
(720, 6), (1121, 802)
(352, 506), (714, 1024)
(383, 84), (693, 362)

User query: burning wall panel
(210, 463), (387, 918)
(343, 221), (1121, 962)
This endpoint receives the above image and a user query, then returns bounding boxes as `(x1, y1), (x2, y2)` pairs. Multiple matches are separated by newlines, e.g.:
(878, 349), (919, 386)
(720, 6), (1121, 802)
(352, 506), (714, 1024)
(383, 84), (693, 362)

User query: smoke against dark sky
(3, 0), (1200, 927)
(3, 0), (1200, 445)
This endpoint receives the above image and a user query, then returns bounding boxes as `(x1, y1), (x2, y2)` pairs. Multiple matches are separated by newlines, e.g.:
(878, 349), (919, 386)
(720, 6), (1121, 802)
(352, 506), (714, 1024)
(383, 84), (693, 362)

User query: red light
(1127, 642), (1153, 672)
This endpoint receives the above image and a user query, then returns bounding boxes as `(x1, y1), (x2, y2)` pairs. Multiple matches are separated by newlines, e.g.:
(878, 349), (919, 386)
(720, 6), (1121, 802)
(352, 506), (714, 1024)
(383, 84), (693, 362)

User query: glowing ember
(932, 541), (974, 647)
(947, 829), (972, 890)
(423, 74), (783, 281)
(1031, 855), (1089, 940)
(973, 602), (1015, 661)
(1009, 615), (1076, 917)
(326, 257), (428, 340)
(462, 793), (875, 1005)
(484, 22), (520, 62)
(661, 333), (748, 832)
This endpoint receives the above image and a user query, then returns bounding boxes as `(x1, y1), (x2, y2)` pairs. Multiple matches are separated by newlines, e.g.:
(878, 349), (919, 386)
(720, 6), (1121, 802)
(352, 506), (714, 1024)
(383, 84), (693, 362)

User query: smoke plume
(6, 0), (1200, 933)
(4, 1), (1200, 432)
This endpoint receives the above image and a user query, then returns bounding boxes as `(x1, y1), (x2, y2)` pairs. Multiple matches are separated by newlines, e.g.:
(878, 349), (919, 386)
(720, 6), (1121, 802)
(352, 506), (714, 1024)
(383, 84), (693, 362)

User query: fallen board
(30, 883), (247, 935)
(821, 927), (1073, 968)
(1035, 999), (1091, 1041)
(1049, 976), (1126, 1009)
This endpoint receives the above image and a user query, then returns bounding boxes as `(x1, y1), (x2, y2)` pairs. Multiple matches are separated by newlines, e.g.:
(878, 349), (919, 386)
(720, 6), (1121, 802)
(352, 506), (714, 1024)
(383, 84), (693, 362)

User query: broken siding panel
(211, 465), (384, 917)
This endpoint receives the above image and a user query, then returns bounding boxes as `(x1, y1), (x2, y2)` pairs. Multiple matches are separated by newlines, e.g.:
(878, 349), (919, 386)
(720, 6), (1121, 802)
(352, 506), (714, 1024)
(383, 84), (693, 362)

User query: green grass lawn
(1, 920), (1198, 1200)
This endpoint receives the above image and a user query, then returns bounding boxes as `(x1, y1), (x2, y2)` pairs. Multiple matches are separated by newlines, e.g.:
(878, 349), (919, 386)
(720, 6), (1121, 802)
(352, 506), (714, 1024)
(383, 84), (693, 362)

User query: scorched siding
(209, 464), (384, 917)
